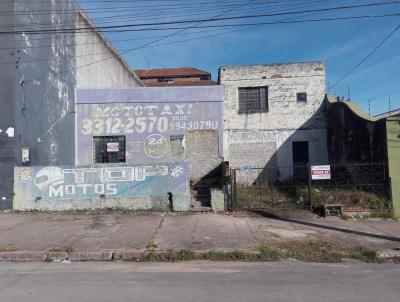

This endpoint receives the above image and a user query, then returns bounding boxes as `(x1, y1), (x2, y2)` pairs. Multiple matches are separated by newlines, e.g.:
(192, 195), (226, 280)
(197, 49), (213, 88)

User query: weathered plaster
(0, 0), (143, 210)
(219, 62), (328, 172)
(13, 163), (190, 211)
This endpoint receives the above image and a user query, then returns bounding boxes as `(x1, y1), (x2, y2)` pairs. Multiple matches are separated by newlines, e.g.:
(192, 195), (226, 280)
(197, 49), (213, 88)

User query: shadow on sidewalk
(249, 210), (400, 243)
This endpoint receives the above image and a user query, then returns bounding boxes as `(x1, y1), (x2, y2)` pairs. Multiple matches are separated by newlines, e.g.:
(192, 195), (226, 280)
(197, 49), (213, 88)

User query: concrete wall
(13, 162), (190, 211)
(0, 0), (143, 210)
(0, 1), (17, 208)
(75, 87), (224, 181)
(184, 130), (223, 182)
(75, 12), (143, 88)
(219, 62), (328, 177)
(386, 117), (400, 217)
(326, 95), (387, 163)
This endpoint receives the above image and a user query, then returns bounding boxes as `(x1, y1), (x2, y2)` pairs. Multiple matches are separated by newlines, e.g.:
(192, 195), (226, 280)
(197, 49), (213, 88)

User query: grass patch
(236, 184), (390, 214)
(348, 246), (377, 263)
(135, 243), (378, 263)
(146, 243), (158, 249)
(205, 250), (225, 261)
(259, 244), (281, 260)
(277, 240), (343, 263)
(180, 209), (196, 216)
(0, 246), (20, 252)
(47, 246), (75, 254)
(369, 211), (395, 219)
(149, 249), (196, 262)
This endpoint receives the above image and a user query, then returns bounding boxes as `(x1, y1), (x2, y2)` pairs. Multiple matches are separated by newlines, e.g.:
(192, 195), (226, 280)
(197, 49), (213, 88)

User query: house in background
(219, 61), (328, 181)
(0, 0), (143, 210)
(135, 67), (217, 87)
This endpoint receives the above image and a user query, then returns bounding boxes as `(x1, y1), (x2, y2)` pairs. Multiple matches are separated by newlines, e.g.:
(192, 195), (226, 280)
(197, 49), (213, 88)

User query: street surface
(0, 261), (399, 302)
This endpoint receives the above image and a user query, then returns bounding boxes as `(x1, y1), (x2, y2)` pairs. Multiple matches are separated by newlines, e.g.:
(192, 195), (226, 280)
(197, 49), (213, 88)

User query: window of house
(169, 134), (184, 157)
(93, 136), (126, 163)
(238, 86), (268, 113)
(158, 77), (174, 83)
(200, 75), (210, 81)
(296, 92), (307, 102)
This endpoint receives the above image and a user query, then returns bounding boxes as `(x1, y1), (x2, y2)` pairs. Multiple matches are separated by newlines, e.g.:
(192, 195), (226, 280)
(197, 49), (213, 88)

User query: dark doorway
(292, 141), (309, 165)
(93, 136), (126, 163)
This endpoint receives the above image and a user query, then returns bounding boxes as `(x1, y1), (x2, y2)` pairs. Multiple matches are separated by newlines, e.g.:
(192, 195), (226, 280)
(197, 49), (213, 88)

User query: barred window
(238, 86), (268, 113)
(297, 92), (307, 102)
(93, 136), (126, 163)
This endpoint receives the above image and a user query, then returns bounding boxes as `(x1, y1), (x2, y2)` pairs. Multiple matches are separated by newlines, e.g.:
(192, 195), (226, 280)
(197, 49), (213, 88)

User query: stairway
(190, 180), (214, 212)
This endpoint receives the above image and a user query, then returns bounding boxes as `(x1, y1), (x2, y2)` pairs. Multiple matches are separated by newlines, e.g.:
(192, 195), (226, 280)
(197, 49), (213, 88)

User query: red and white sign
(311, 165), (331, 180)
(107, 142), (119, 152)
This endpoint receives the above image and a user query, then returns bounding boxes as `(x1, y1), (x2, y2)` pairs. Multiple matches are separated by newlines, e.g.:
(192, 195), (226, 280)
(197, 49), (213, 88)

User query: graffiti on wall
(14, 163), (189, 203)
(228, 130), (277, 143)
(75, 87), (223, 165)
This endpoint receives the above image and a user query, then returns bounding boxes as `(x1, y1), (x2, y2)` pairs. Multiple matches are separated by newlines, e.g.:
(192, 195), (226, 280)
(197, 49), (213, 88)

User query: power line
(0, 12), (400, 57)
(1, 1), (399, 35)
(328, 23), (400, 89)
(0, 0), (331, 39)
(26, 0), (257, 83)
(1, 0), (330, 29)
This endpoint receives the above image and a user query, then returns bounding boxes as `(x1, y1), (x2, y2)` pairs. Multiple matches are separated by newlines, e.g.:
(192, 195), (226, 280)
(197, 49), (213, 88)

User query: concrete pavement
(0, 212), (399, 258)
(0, 261), (399, 302)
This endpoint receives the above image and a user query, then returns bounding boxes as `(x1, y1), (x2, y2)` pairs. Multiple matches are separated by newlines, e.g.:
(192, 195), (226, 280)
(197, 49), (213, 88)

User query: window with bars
(297, 92), (307, 102)
(93, 136), (126, 163)
(238, 86), (268, 113)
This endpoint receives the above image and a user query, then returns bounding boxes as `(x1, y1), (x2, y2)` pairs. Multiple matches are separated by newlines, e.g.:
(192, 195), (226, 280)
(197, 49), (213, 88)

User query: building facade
(219, 62), (328, 180)
(75, 87), (224, 182)
(0, 0), (143, 210)
(135, 67), (216, 87)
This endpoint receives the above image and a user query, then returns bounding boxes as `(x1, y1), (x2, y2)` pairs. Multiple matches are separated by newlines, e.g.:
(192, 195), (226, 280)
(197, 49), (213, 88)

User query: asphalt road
(0, 261), (399, 302)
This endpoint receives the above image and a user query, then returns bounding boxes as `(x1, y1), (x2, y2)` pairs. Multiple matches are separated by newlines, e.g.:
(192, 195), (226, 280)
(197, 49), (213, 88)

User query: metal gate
(228, 163), (390, 212)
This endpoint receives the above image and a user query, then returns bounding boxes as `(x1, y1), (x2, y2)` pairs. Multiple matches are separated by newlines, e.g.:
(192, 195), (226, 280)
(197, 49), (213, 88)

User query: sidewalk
(0, 211), (399, 261)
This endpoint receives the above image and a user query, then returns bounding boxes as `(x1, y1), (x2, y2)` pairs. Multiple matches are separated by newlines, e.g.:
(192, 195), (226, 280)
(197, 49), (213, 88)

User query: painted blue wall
(75, 87), (223, 165)
(13, 162), (190, 211)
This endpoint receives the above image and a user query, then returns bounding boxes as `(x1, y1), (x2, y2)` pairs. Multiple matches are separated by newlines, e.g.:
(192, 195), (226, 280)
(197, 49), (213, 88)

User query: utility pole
(347, 86), (351, 100)
(389, 96), (391, 113)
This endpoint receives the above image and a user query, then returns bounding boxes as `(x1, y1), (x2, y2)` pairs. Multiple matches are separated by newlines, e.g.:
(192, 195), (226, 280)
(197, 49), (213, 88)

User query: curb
(377, 250), (400, 263)
(0, 249), (399, 263)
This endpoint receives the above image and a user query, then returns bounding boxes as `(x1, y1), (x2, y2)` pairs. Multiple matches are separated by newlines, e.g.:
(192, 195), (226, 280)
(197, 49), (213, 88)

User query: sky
(78, 0), (400, 115)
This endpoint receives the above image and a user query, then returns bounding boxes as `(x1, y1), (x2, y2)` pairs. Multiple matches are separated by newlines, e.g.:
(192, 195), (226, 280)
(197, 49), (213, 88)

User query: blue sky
(79, 0), (400, 115)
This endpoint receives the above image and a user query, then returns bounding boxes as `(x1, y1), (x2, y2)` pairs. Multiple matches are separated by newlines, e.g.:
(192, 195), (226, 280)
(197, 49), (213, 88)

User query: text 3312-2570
(81, 117), (219, 135)
(81, 117), (169, 135)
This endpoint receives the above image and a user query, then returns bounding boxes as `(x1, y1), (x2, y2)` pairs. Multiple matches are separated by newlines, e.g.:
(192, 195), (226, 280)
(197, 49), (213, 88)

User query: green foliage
(0, 246), (20, 252)
(279, 240), (343, 263)
(236, 184), (389, 212)
(46, 246), (75, 253)
(259, 244), (281, 260)
(348, 246), (377, 263)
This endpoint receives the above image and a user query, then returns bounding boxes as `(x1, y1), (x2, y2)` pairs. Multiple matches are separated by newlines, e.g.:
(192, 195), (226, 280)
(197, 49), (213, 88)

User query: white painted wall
(219, 62), (328, 174)
(75, 12), (143, 88)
